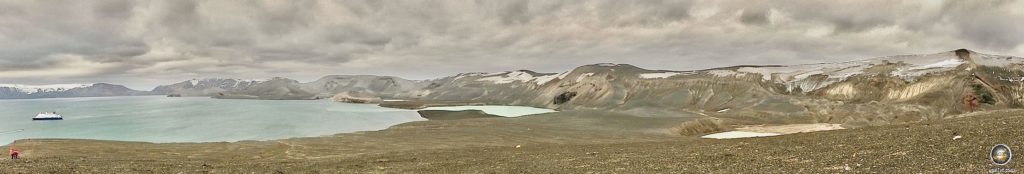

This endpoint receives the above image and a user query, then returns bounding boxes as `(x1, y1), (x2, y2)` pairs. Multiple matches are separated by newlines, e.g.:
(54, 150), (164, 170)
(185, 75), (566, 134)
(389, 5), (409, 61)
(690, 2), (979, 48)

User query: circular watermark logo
(991, 144), (1012, 165)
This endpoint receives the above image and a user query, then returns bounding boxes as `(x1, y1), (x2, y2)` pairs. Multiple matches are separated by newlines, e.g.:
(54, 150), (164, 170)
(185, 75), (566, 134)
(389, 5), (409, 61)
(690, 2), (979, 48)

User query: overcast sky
(1, 0), (1022, 90)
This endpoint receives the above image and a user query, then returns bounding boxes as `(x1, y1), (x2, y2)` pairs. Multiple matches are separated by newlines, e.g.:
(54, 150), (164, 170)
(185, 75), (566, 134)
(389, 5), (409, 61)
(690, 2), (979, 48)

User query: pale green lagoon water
(0, 96), (427, 145)
(419, 106), (557, 117)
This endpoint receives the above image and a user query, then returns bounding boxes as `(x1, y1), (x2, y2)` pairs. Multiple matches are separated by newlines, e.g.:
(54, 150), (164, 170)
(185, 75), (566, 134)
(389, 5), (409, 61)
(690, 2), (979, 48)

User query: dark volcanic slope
(401, 50), (1024, 128)
(149, 50), (1024, 128)
(1, 110), (1021, 173)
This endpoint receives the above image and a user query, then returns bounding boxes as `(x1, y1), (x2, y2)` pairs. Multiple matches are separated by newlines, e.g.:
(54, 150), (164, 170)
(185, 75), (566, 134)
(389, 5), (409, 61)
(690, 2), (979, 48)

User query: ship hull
(32, 117), (63, 120)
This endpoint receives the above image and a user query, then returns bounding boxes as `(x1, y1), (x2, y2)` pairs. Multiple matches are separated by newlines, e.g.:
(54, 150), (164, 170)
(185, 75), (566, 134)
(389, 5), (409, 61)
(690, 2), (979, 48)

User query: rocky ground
(1, 109), (1021, 173)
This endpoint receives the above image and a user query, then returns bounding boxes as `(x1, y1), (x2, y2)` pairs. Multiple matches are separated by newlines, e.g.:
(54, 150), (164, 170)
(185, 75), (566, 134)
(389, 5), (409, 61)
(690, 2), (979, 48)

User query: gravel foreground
(1, 110), (1022, 173)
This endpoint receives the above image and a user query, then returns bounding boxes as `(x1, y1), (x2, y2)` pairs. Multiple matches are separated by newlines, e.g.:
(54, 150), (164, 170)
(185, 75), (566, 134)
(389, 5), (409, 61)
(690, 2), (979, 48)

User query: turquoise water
(0, 96), (425, 145)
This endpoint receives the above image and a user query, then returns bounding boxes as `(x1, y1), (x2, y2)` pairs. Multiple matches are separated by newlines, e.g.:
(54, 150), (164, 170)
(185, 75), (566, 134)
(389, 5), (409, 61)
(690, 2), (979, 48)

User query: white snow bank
(474, 71), (563, 85)
(701, 131), (781, 139)
(909, 59), (964, 70)
(639, 72), (682, 79)
(476, 71), (535, 84)
(533, 74), (560, 85)
(708, 70), (739, 77)
(967, 52), (1024, 67)
(556, 71), (571, 80)
(483, 71), (508, 76)
(575, 73), (595, 82)
(702, 123), (844, 139)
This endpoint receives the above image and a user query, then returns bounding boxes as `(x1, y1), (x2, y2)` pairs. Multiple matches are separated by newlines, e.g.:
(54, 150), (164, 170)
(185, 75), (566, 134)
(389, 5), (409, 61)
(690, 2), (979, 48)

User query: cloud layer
(1, 0), (1022, 89)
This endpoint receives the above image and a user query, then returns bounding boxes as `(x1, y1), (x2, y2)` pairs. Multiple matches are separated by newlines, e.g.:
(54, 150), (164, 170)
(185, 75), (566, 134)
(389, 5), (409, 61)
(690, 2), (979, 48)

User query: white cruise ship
(33, 112), (63, 120)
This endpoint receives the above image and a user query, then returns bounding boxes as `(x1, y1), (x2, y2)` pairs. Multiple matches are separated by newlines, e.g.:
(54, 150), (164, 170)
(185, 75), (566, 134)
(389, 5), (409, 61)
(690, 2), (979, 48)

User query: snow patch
(792, 70), (825, 80)
(594, 63), (619, 67)
(972, 53), (1024, 67)
(483, 71), (508, 76)
(233, 79), (264, 86)
(576, 73), (595, 82)
(533, 74), (560, 85)
(883, 52), (965, 78)
(736, 67), (777, 81)
(451, 73), (486, 80)
(241, 78), (267, 82)
(701, 131), (780, 139)
(556, 71), (572, 79)
(703, 123), (844, 139)
(908, 59), (964, 70)
(639, 72), (683, 79)
(476, 71), (534, 84)
(707, 70), (739, 77)
(473, 71), (561, 85)
(999, 76), (1024, 82)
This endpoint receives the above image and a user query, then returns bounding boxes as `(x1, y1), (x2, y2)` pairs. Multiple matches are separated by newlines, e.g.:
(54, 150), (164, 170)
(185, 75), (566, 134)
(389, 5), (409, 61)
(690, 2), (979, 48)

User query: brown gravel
(1, 109), (1022, 173)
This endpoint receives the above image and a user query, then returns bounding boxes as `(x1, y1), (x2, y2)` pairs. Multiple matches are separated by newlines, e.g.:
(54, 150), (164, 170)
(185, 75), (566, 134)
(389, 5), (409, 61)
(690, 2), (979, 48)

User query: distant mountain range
(6, 49), (1024, 127)
(150, 49), (1024, 127)
(151, 75), (428, 100)
(0, 83), (151, 99)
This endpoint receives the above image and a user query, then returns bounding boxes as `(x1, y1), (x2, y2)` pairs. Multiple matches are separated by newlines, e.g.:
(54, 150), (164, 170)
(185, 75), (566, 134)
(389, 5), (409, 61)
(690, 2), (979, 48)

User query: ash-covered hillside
(402, 49), (1024, 127)
(150, 78), (265, 97)
(154, 49), (1024, 127)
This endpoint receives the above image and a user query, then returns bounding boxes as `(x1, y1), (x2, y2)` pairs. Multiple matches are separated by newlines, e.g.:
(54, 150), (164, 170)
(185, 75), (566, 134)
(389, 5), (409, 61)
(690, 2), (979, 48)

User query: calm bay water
(420, 106), (557, 117)
(0, 96), (426, 145)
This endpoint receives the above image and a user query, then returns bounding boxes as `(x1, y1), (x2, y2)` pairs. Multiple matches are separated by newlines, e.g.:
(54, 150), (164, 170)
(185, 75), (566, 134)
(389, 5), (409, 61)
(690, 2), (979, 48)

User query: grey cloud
(490, 0), (531, 25)
(595, 0), (692, 26)
(92, 0), (135, 20)
(0, 0), (1022, 90)
(739, 8), (771, 25)
(939, 0), (1024, 50)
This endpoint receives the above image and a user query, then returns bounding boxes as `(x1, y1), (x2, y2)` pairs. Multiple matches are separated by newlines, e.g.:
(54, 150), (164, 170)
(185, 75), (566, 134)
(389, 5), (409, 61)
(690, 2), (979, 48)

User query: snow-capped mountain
(299, 75), (430, 98)
(0, 84), (93, 94)
(148, 49), (1024, 127)
(0, 83), (149, 99)
(395, 49), (1024, 127)
(150, 78), (267, 97)
(153, 76), (430, 99)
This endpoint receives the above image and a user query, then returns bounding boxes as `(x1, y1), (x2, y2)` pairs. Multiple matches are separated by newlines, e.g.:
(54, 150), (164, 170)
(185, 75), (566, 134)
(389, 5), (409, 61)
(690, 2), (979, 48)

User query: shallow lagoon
(0, 96), (425, 145)
(419, 105), (557, 117)
(0, 96), (561, 145)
